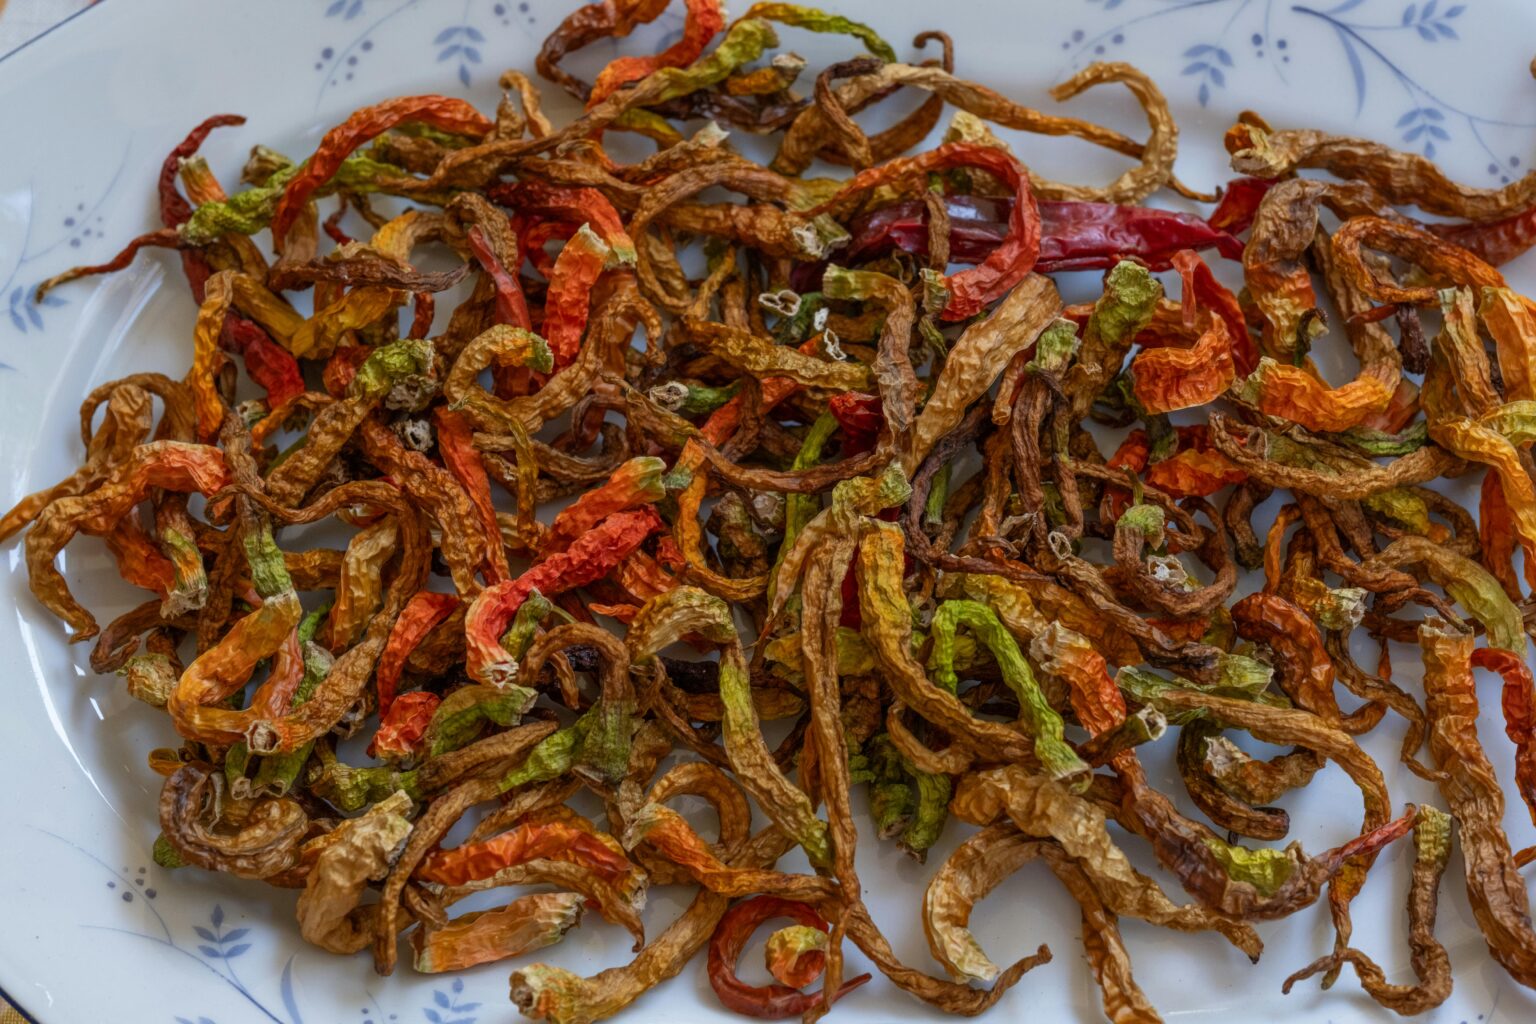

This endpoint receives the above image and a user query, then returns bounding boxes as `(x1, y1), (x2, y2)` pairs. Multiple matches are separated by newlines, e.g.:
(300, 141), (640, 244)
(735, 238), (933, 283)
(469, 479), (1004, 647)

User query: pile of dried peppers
(12, 0), (1536, 1019)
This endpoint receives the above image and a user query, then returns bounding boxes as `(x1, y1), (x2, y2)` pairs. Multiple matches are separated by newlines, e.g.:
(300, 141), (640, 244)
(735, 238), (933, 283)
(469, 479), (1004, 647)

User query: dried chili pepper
(14, 14), (1536, 1019)
(707, 895), (870, 1019)
(271, 95), (493, 244)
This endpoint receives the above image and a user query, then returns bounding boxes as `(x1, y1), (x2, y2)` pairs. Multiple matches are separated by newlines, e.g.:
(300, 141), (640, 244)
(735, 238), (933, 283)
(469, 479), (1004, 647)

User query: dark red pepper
(1428, 206), (1536, 267)
(843, 195), (1244, 274)
(1206, 176), (1276, 234)
(707, 895), (870, 1019)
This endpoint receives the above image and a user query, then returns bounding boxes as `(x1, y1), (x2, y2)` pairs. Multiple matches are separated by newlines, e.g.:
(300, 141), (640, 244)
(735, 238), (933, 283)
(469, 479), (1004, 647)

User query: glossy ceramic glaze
(3, 1), (1536, 1021)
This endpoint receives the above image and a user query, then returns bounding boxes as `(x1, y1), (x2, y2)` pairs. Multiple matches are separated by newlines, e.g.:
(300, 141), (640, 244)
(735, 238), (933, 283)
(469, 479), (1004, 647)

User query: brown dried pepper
(706, 896), (870, 1019)
(1418, 620), (1536, 987)
(271, 95), (493, 244)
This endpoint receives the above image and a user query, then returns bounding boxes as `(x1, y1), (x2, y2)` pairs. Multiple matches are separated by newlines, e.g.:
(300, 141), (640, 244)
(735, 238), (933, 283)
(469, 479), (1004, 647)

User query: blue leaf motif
(1426, 141), (1437, 159)
(464, 27), (485, 42)
(1445, 3), (1465, 15)
(1421, 108), (1444, 121)
(221, 928), (250, 943)
(1105, 0), (1124, 8)
(457, 1004), (480, 1012)
(1332, 28), (1368, 116)
(1435, 22), (1457, 38)
(211, 905), (225, 928)
(452, 979), (465, 994)
(1182, 62), (1208, 76)
(1428, 125), (1451, 141)
(1214, 48), (1233, 68)
(194, 926), (218, 942)
(439, 44), (462, 60)
(223, 943), (252, 959)
(1423, 0), (1437, 18)
(435, 991), (452, 1008)
(39, 292), (66, 307)
(326, 0), (346, 15)
(1416, 24), (1435, 41)
(1198, 82), (1210, 107)
(9, 285), (22, 307)
(1183, 44), (1213, 57)
(1209, 67), (1225, 88)
(1405, 124), (1426, 141)
(8, 308), (24, 333)
(346, 0), (363, 18)
(24, 303), (41, 329)
(434, 26), (460, 43)
(199, 1018), (218, 1024)
(463, 46), (482, 63)
(1402, 3), (1416, 26)
(424, 1011), (444, 1024)
(1326, 0), (1366, 12)
(1396, 109), (1418, 127)
(444, 1019), (476, 1024)
(198, 944), (224, 958)
(175, 1017), (196, 1024)
(458, 64), (472, 87)
(280, 956), (304, 1024)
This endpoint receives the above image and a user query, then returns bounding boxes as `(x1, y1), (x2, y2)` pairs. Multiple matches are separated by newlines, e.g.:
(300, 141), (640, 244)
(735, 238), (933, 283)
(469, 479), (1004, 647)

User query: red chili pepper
(817, 143), (1041, 321)
(159, 114), (247, 232)
(434, 408), (512, 583)
(1480, 473), (1526, 601)
(322, 344), (375, 396)
(587, 0), (726, 107)
(1471, 646), (1536, 827)
(104, 520), (179, 600)
(843, 195), (1242, 276)
(1429, 206), (1536, 267)
(516, 218), (571, 278)
(416, 817), (640, 887)
(271, 95), (494, 244)
(221, 317), (307, 408)
(707, 895), (870, 1019)
(694, 336), (823, 449)
(467, 223), (533, 330)
(542, 225), (610, 368)
(322, 201), (354, 246)
(827, 392), (881, 456)
(1205, 176), (1276, 234)
(465, 507), (664, 684)
(375, 590), (461, 717)
(1105, 426), (1244, 509)
(369, 690), (442, 759)
(154, 114), (307, 409)
(1171, 249), (1257, 376)
(1144, 442), (1247, 498)
(1232, 592), (1339, 720)
(487, 181), (636, 262)
(408, 291), (435, 339)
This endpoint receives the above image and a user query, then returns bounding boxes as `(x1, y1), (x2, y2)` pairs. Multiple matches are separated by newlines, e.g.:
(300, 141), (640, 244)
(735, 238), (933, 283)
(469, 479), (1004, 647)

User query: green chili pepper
(181, 153), (424, 245)
(928, 600), (1088, 786)
(497, 714), (592, 793)
(743, 3), (897, 62)
(901, 768), (952, 857)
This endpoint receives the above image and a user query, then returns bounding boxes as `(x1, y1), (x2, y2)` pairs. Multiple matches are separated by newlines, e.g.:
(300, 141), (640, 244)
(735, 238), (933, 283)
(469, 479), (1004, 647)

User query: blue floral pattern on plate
(1062, 0), (1536, 169)
(312, 0), (540, 100)
(42, 827), (482, 1024)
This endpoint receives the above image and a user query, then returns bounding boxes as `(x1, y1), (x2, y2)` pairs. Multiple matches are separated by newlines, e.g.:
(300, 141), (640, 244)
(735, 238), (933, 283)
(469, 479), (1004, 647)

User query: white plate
(4, 1), (1536, 1022)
